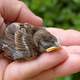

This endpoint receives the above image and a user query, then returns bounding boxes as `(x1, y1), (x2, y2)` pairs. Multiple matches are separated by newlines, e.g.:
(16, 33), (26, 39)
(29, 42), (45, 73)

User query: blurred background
(23, 0), (80, 80)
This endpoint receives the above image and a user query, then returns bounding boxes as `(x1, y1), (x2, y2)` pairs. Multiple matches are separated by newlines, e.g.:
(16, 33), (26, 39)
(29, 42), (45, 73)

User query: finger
(27, 69), (56, 80)
(15, 1), (43, 26)
(47, 28), (80, 46)
(0, 54), (10, 80)
(4, 47), (68, 80)
(1, 0), (43, 26)
(52, 46), (80, 77)
(35, 46), (80, 78)
(28, 74), (56, 80)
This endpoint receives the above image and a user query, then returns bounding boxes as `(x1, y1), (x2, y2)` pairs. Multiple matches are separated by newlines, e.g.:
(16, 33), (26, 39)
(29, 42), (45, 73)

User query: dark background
(23, 0), (80, 80)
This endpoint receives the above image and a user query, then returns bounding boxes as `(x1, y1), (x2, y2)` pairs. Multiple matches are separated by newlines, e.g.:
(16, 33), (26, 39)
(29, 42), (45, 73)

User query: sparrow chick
(0, 23), (60, 60)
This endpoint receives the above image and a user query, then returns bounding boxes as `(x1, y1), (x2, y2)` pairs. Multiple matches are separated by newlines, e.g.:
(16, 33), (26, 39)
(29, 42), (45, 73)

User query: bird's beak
(46, 42), (60, 52)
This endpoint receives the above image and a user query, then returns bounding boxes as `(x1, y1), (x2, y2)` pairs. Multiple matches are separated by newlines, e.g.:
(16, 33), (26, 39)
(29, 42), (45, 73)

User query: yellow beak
(46, 46), (59, 52)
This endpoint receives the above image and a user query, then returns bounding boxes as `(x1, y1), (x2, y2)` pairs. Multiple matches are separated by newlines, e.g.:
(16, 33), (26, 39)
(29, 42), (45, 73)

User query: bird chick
(0, 23), (60, 60)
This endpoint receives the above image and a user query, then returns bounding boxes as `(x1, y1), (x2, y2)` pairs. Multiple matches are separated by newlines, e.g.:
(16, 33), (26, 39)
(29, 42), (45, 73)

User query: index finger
(4, 47), (68, 80)
(47, 28), (80, 46)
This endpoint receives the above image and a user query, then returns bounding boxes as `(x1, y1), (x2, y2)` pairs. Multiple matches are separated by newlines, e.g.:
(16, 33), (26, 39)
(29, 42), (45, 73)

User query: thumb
(16, 1), (43, 26)
(1, 0), (43, 26)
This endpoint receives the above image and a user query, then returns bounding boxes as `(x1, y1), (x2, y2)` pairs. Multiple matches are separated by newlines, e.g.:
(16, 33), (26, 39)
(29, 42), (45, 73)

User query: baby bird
(0, 23), (60, 60)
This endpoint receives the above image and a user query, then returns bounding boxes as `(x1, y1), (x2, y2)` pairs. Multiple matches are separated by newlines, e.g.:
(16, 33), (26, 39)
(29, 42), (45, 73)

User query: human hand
(45, 28), (80, 78)
(3, 28), (80, 80)
(0, 0), (79, 80)
(0, 0), (67, 80)
(2, 28), (80, 80)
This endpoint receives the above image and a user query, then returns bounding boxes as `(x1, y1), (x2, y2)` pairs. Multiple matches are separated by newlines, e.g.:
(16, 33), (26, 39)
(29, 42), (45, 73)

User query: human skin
(0, 0), (80, 80)
(3, 29), (80, 80)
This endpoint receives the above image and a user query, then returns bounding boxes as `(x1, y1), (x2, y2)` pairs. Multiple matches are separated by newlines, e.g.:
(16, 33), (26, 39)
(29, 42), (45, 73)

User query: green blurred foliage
(23, 0), (80, 30)
(23, 0), (80, 80)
